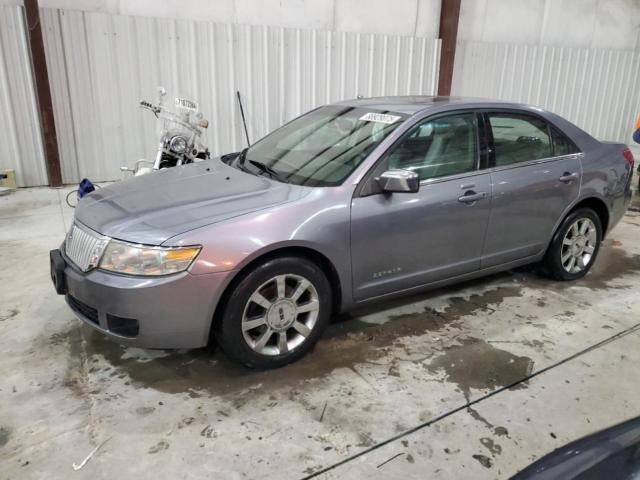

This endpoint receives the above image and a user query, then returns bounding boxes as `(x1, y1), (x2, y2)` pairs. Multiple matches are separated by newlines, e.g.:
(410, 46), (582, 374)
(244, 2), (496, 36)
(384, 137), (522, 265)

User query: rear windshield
(244, 105), (407, 186)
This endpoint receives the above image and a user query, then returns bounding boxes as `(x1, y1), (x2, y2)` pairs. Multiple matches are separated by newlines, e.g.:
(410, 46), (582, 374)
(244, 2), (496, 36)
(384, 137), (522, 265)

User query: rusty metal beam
(437, 0), (461, 96)
(24, 0), (62, 187)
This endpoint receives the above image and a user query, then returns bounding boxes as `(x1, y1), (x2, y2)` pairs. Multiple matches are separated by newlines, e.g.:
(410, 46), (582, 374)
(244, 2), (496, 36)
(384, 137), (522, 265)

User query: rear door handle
(458, 191), (487, 204)
(559, 172), (578, 183)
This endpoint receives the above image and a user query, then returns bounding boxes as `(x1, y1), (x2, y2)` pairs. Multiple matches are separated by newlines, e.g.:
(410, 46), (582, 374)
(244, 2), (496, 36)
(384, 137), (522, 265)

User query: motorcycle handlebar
(139, 100), (160, 112)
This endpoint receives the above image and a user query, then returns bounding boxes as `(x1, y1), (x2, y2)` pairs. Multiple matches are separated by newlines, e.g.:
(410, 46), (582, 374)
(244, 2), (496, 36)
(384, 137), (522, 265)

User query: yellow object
(165, 247), (201, 263)
(1, 169), (17, 189)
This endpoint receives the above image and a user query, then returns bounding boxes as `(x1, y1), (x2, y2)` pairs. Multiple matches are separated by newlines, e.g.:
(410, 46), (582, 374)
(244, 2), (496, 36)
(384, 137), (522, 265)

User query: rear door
(482, 111), (581, 268)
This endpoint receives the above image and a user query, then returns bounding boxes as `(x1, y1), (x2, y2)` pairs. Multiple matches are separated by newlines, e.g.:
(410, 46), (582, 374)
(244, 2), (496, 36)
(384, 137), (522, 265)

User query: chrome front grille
(64, 223), (109, 272)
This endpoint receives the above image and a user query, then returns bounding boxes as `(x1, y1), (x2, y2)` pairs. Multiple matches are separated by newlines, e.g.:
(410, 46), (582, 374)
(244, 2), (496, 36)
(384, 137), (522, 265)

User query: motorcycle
(121, 87), (210, 176)
(67, 88), (210, 208)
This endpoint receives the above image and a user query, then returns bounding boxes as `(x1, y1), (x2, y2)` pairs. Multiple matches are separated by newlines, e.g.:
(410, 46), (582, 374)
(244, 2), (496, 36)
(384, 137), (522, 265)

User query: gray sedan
(50, 97), (634, 368)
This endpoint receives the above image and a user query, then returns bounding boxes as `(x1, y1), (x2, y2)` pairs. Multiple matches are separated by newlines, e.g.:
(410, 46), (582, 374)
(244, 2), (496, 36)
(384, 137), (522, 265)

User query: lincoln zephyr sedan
(50, 97), (634, 368)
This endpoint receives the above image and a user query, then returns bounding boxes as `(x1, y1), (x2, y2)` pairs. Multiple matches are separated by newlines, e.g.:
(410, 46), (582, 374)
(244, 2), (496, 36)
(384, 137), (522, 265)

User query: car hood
(75, 159), (310, 245)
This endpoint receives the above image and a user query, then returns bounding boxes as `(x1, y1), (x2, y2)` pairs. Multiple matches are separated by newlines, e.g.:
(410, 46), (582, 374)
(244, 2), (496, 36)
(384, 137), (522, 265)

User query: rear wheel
(216, 256), (331, 368)
(541, 208), (602, 281)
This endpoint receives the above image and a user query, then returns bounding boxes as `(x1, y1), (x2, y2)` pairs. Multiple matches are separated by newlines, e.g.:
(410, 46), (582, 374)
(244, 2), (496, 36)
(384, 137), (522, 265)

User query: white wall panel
(20, 0), (442, 38)
(458, 0), (640, 50)
(452, 40), (640, 143)
(0, 5), (47, 186)
(40, 8), (441, 183)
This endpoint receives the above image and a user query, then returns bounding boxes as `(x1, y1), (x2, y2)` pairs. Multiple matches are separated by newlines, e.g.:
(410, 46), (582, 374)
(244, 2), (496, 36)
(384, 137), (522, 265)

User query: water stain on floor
(0, 426), (10, 448)
(0, 309), (19, 321)
(0, 199), (57, 216)
(472, 454), (493, 468)
(49, 283), (525, 399)
(385, 286), (523, 332)
(426, 337), (534, 401)
(480, 437), (502, 455)
(579, 244), (640, 289)
(516, 241), (640, 291)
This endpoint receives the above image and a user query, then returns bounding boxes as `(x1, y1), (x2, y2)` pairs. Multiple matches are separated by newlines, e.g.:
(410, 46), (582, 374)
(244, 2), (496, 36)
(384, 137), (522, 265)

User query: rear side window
(551, 127), (579, 156)
(488, 113), (552, 166)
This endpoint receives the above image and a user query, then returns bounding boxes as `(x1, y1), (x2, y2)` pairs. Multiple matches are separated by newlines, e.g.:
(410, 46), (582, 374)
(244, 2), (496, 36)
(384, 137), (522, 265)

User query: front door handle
(458, 191), (487, 204)
(559, 172), (578, 183)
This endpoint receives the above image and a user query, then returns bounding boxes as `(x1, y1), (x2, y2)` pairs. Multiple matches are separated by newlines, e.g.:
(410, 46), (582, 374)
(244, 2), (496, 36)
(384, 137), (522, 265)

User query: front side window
(488, 113), (552, 166)
(242, 106), (407, 187)
(385, 112), (479, 181)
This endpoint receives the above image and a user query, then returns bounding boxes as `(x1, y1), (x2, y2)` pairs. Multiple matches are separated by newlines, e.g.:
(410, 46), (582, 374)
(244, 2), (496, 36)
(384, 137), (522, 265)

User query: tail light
(622, 147), (635, 170)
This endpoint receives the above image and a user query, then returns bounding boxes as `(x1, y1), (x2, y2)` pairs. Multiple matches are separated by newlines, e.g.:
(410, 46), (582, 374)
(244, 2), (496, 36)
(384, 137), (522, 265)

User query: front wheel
(215, 256), (332, 369)
(541, 208), (602, 281)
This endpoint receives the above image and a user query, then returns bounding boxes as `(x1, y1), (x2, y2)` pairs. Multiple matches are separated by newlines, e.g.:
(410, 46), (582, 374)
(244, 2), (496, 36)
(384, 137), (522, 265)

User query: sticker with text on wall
(175, 97), (198, 111)
(359, 112), (402, 124)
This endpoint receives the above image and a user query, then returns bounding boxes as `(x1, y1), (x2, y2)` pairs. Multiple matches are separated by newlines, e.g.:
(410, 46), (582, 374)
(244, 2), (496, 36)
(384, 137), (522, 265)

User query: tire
(541, 208), (602, 281)
(215, 256), (332, 369)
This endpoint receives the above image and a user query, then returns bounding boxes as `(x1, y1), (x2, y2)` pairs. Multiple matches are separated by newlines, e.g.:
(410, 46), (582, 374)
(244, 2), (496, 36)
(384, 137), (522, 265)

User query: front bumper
(51, 248), (235, 349)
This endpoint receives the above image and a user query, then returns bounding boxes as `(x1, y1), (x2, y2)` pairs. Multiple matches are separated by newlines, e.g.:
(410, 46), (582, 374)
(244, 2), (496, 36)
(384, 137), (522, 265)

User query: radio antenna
(236, 91), (251, 147)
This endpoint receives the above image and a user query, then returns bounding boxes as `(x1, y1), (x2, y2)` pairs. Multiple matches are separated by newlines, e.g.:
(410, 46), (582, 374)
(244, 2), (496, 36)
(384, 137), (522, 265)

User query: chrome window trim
(418, 168), (487, 187)
(488, 152), (583, 174)
(353, 106), (585, 195)
(416, 152), (583, 186)
(357, 139), (583, 190)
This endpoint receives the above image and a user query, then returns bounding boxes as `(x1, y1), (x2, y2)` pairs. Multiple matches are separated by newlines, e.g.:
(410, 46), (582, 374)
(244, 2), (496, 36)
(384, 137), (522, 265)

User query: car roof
(332, 96), (535, 115)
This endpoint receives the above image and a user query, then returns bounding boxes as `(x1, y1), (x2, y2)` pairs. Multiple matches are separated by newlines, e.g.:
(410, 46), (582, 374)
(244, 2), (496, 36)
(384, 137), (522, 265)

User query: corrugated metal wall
(0, 6), (47, 187)
(7, 6), (640, 187)
(452, 40), (640, 143)
(40, 8), (441, 184)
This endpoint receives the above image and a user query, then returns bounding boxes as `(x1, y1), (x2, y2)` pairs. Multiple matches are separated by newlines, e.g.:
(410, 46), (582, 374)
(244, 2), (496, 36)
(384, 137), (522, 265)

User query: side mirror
(377, 169), (420, 193)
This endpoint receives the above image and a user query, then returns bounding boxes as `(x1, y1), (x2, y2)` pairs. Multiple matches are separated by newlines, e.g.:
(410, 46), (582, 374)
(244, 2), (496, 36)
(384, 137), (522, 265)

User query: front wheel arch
(209, 247), (342, 345)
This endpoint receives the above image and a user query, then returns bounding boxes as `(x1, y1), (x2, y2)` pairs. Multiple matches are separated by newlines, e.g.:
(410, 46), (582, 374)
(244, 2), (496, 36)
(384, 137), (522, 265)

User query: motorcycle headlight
(169, 135), (188, 154)
(99, 240), (201, 276)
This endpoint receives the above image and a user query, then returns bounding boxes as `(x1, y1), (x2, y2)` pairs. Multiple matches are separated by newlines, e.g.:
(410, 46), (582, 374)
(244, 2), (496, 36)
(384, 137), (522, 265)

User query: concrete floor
(1, 186), (640, 479)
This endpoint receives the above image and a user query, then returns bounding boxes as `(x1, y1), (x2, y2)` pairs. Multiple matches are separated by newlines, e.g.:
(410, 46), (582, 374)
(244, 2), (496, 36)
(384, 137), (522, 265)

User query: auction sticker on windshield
(175, 98), (198, 111)
(359, 112), (402, 124)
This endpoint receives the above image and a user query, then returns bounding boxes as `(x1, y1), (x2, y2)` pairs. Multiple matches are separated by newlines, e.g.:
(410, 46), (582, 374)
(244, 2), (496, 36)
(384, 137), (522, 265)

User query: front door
(482, 111), (582, 267)
(350, 112), (492, 301)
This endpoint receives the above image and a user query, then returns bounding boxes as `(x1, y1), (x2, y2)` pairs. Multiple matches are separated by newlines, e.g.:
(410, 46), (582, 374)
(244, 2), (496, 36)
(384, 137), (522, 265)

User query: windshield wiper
(233, 148), (252, 173)
(247, 159), (287, 183)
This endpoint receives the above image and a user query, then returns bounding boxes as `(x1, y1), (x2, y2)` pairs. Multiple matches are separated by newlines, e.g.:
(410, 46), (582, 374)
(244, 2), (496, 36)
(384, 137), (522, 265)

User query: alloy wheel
(241, 274), (320, 356)
(560, 217), (597, 274)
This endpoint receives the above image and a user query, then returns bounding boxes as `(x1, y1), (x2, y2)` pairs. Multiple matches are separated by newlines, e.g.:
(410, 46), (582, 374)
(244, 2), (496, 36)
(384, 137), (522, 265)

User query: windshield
(242, 105), (407, 186)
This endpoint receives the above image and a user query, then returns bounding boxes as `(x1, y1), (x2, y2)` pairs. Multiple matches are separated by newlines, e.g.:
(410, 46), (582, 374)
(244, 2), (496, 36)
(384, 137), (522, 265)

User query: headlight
(99, 240), (201, 276)
(169, 135), (188, 154)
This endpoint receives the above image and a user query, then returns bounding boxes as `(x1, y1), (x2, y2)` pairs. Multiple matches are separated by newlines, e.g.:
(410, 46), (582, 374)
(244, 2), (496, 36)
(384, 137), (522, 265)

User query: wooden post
(24, 0), (62, 187)
(437, 0), (461, 97)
